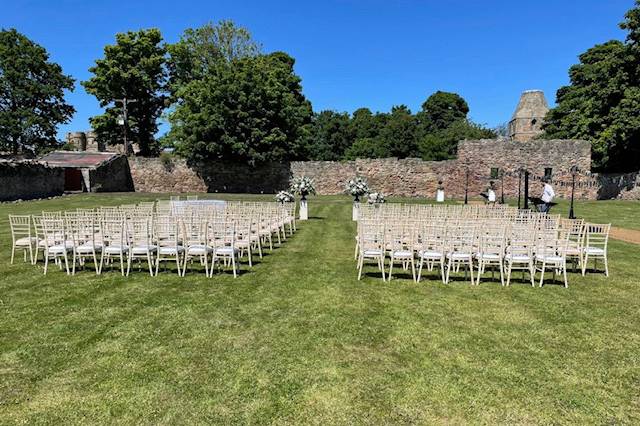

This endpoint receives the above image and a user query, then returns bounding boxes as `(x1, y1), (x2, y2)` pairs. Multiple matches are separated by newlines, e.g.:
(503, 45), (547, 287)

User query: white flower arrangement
(367, 192), (386, 204)
(289, 176), (316, 199)
(275, 190), (295, 203)
(345, 177), (370, 200)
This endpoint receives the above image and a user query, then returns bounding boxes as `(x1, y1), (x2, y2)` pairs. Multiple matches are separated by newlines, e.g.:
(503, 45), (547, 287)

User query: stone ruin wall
(126, 138), (640, 200)
(0, 161), (64, 202)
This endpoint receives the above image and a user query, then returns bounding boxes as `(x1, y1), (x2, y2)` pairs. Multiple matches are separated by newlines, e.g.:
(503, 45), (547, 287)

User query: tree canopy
(0, 29), (74, 155)
(83, 28), (167, 156)
(543, 1), (640, 171)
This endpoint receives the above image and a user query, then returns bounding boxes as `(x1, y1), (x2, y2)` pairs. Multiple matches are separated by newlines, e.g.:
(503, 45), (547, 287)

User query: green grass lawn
(1, 194), (639, 424)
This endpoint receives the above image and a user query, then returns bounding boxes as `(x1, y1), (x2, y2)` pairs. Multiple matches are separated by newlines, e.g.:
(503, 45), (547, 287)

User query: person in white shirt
(487, 181), (496, 204)
(436, 180), (445, 203)
(540, 180), (555, 213)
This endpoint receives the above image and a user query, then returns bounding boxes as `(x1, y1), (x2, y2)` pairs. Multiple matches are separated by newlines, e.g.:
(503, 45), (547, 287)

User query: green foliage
(82, 28), (167, 157)
(419, 91), (470, 133)
(168, 48), (312, 165)
(343, 137), (389, 160)
(307, 110), (353, 160)
(543, 1), (640, 172)
(0, 29), (74, 155)
(419, 120), (496, 161)
(378, 105), (418, 157)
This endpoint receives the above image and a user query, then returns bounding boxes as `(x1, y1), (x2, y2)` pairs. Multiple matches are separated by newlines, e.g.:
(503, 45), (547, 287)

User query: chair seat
(105, 245), (129, 254)
(584, 247), (605, 255)
(448, 252), (472, 260)
(215, 247), (239, 255)
(363, 249), (383, 257)
(419, 250), (443, 259)
(48, 244), (73, 254)
(159, 247), (184, 255)
(392, 250), (413, 258)
(76, 243), (103, 253)
(187, 245), (212, 255)
(15, 237), (37, 246)
(131, 245), (157, 254)
(536, 254), (564, 263)
(505, 253), (531, 262)
(477, 253), (501, 260)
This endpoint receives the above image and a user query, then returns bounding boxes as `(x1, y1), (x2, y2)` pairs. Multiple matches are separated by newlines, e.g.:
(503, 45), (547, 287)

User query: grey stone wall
(89, 155), (134, 193)
(127, 139), (640, 200)
(0, 161), (64, 201)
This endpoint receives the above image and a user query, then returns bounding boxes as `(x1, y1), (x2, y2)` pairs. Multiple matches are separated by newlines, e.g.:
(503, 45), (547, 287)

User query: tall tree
(419, 119), (496, 161)
(83, 29), (167, 156)
(307, 110), (353, 160)
(167, 20), (260, 93)
(169, 51), (312, 164)
(543, 1), (640, 171)
(0, 29), (74, 155)
(419, 91), (470, 133)
(378, 105), (419, 158)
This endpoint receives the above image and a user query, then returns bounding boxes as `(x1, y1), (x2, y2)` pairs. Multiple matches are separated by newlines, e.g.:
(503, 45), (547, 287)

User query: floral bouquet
(367, 192), (386, 204)
(345, 177), (370, 202)
(289, 176), (316, 200)
(275, 190), (295, 203)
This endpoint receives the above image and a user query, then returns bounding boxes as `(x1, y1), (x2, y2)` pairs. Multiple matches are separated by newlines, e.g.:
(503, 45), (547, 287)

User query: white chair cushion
(392, 250), (413, 258)
(584, 247), (605, 255)
(76, 243), (103, 253)
(362, 249), (383, 257)
(505, 254), (530, 262)
(131, 245), (157, 254)
(48, 244), (72, 254)
(477, 253), (501, 260)
(159, 247), (184, 255)
(536, 254), (563, 263)
(448, 252), (472, 260)
(187, 245), (212, 255)
(15, 237), (37, 246)
(419, 250), (443, 259)
(105, 246), (129, 254)
(215, 247), (238, 255)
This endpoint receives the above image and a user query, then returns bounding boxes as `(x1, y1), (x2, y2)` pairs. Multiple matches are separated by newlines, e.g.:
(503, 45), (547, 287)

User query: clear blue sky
(2, 0), (634, 138)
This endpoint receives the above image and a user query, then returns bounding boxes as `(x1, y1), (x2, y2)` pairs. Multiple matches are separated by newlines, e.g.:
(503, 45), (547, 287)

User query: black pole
(569, 168), (577, 219)
(464, 168), (469, 205)
(523, 171), (530, 210)
(500, 170), (505, 204)
(517, 169), (522, 209)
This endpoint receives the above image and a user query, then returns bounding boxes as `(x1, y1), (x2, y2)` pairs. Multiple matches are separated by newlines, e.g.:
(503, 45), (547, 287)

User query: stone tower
(508, 90), (549, 142)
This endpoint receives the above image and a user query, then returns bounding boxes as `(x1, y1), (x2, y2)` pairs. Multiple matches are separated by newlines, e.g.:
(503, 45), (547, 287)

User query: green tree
(167, 20), (260, 93)
(419, 91), (470, 133)
(418, 120), (496, 161)
(307, 110), (353, 160)
(83, 28), (167, 156)
(343, 137), (389, 160)
(378, 105), (419, 158)
(349, 107), (384, 140)
(169, 51), (312, 164)
(543, 1), (640, 171)
(0, 29), (74, 155)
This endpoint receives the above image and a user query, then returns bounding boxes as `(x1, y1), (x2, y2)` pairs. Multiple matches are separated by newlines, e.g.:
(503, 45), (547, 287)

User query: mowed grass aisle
(1, 195), (640, 424)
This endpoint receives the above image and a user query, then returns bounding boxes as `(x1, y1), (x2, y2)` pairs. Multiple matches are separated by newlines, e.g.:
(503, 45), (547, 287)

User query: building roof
(39, 151), (118, 168)
(511, 90), (549, 120)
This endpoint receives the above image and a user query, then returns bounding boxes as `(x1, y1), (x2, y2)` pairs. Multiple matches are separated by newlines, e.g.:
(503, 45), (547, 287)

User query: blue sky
(2, 0), (634, 138)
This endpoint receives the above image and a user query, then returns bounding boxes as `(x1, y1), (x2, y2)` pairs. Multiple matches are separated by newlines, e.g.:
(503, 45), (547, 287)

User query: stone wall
(127, 139), (640, 200)
(0, 161), (64, 201)
(89, 155), (135, 193)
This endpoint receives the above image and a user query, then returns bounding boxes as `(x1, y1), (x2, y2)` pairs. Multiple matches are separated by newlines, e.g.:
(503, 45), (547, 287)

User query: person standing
(487, 181), (497, 204)
(540, 179), (555, 213)
(436, 180), (445, 203)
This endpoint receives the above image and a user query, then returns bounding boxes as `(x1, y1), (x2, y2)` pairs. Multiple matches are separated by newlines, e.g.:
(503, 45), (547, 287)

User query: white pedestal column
(352, 201), (360, 221)
(299, 200), (308, 220)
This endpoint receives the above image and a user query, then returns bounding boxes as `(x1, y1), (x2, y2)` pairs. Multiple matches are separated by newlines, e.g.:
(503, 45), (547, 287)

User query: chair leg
(380, 256), (385, 281)
(147, 252), (154, 277)
(417, 259), (424, 282)
(505, 262), (512, 286)
(357, 255), (364, 280)
(43, 252), (49, 275)
(468, 258), (474, 285)
(119, 254), (125, 277)
(604, 256), (609, 277)
(388, 257), (394, 282)
(10, 246), (15, 264)
(499, 262), (505, 286)
(539, 261), (546, 287)
(231, 254), (237, 278)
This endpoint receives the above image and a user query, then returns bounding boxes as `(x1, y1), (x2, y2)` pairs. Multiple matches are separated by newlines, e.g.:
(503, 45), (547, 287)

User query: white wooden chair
(127, 217), (156, 276)
(416, 223), (446, 283)
(387, 223), (416, 282)
(155, 216), (184, 276)
(42, 218), (72, 275)
(209, 220), (239, 278)
(505, 224), (535, 287)
(181, 216), (211, 276)
(100, 219), (129, 276)
(445, 223), (475, 284)
(9, 215), (35, 264)
(356, 221), (386, 281)
(475, 225), (506, 286)
(582, 223), (611, 277)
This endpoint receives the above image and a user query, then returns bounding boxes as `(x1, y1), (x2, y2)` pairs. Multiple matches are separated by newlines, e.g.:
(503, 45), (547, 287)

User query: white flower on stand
(275, 190), (295, 203)
(345, 177), (370, 201)
(289, 176), (316, 200)
(367, 192), (386, 204)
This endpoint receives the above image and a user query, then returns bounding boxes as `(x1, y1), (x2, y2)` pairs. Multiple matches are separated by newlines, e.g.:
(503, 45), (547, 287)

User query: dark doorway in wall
(64, 168), (83, 191)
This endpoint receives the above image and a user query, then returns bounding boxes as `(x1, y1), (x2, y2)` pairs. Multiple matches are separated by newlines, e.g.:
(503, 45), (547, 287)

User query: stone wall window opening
(490, 167), (500, 179)
(544, 167), (553, 180)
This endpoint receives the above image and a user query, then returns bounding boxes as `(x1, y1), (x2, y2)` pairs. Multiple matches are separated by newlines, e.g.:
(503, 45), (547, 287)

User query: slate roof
(39, 151), (118, 168)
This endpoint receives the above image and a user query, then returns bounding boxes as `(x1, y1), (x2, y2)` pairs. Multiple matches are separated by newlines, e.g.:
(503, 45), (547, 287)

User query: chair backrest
(9, 215), (31, 240)
(585, 223), (611, 251)
(101, 219), (126, 248)
(42, 218), (67, 248)
(129, 217), (153, 247)
(155, 216), (181, 249)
